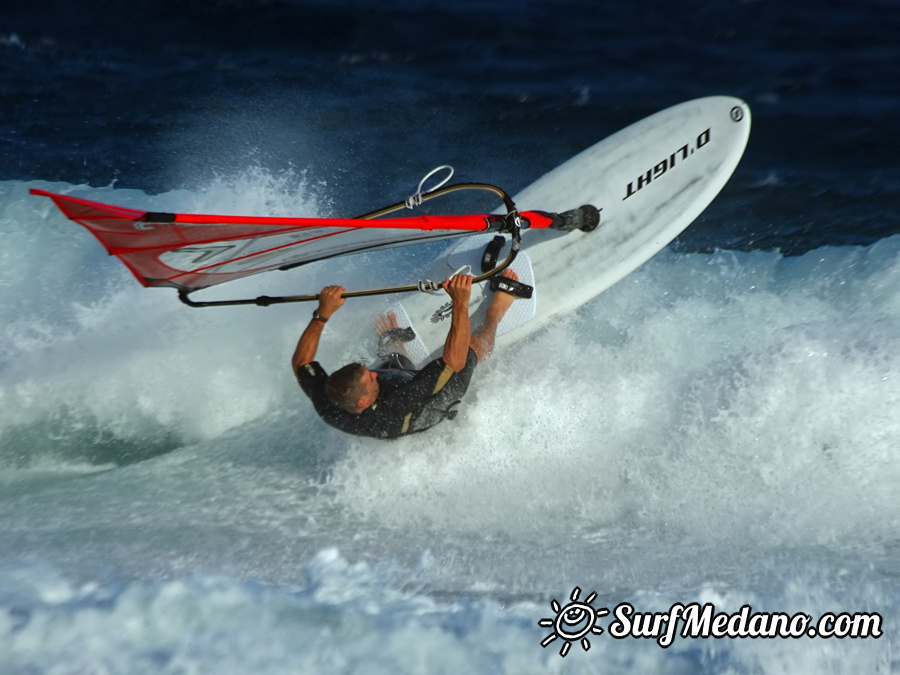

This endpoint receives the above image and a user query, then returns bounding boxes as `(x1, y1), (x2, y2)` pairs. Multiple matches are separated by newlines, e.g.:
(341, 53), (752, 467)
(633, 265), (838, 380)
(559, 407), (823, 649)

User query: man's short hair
(325, 363), (368, 412)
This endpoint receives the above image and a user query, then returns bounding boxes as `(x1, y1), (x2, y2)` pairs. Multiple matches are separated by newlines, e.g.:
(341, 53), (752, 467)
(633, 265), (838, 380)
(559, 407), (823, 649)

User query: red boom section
(31, 189), (554, 292)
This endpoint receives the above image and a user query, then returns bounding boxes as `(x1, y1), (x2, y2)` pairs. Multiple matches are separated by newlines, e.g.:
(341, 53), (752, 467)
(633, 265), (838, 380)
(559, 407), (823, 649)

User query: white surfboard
(384, 96), (750, 364)
(377, 302), (431, 366)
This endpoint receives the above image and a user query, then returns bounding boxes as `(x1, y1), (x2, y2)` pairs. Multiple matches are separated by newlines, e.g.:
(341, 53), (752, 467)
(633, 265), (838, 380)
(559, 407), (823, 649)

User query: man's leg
(375, 310), (416, 369)
(470, 269), (519, 363)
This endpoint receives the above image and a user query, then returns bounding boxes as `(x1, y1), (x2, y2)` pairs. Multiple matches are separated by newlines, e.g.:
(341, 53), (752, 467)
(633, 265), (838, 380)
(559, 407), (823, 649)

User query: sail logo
(623, 128), (711, 201)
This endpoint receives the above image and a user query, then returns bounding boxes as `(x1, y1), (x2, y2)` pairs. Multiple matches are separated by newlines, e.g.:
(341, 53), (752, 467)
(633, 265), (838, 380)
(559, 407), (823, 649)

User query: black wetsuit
(296, 348), (478, 440)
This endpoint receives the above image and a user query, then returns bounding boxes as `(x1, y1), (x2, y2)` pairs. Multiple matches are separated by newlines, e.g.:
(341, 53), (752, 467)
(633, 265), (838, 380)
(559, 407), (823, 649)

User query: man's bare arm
(441, 275), (473, 372)
(291, 286), (346, 370)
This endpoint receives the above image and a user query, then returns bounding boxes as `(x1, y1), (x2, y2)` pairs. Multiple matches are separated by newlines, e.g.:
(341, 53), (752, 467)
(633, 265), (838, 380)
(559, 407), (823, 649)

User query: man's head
(325, 363), (380, 413)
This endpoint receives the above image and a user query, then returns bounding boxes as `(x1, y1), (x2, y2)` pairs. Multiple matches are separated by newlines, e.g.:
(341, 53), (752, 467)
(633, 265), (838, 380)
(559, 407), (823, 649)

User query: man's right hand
(317, 285), (346, 319)
(443, 274), (473, 308)
(439, 274), (473, 372)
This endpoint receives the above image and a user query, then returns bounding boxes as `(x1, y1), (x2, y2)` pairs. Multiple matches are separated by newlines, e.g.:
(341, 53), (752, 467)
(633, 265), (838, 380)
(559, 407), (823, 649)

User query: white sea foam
(0, 173), (331, 447)
(333, 239), (900, 550)
(0, 550), (893, 675)
(0, 177), (897, 672)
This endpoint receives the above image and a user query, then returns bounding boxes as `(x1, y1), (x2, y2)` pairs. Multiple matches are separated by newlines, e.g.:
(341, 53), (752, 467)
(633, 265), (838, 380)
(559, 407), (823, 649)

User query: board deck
(378, 302), (431, 367)
(394, 243), (536, 367)
(386, 96), (751, 361)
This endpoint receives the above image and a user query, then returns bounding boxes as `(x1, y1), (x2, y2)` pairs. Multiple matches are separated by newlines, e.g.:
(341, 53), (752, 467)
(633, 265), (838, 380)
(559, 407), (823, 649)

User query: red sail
(32, 189), (550, 292)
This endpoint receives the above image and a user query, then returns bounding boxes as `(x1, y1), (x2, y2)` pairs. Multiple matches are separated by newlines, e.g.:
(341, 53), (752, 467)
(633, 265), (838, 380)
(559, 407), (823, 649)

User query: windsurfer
(292, 270), (519, 439)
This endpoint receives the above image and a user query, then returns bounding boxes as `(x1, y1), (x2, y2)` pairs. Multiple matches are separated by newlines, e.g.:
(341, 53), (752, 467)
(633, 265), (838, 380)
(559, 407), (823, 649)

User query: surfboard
(386, 96), (751, 365)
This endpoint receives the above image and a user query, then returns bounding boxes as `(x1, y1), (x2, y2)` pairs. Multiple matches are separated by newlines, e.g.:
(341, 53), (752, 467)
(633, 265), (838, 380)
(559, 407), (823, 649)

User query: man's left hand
(443, 274), (472, 308)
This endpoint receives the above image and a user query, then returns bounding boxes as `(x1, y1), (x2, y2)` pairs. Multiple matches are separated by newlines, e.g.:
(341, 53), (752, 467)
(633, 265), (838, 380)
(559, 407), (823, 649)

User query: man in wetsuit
(292, 270), (518, 440)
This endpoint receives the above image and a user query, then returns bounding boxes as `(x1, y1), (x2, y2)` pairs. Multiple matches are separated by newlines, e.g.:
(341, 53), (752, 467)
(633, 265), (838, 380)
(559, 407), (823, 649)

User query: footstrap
(489, 275), (534, 299)
(377, 327), (417, 353)
(481, 235), (506, 273)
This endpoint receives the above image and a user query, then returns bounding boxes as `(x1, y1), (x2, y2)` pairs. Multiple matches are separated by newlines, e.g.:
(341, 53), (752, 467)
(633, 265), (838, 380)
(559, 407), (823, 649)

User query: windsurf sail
(33, 189), (528, 289)
(31, 183), (564, 307)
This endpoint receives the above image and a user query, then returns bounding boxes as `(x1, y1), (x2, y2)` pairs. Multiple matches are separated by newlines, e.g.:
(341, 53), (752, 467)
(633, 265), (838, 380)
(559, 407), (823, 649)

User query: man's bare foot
(486, 269), (519, 321)
(470, 269), (520, 362)
(375, 310), (409, 357)
(375, 310), (399, 336)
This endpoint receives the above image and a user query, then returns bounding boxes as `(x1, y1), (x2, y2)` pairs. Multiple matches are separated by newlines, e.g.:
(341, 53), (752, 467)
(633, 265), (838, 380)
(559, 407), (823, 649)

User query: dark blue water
(1, 2), (898, 673)
(4, 0), (899, 252)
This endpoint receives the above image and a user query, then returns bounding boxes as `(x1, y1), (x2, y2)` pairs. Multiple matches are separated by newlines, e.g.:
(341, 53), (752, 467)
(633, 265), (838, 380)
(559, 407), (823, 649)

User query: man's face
(358, 368), (380, 404)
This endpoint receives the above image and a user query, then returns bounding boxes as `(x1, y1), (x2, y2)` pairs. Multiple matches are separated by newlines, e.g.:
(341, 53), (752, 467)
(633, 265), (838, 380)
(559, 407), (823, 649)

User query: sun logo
(430, 302), (453, 323)
(539, 587), (609, 657)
